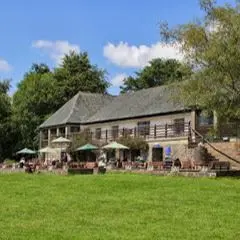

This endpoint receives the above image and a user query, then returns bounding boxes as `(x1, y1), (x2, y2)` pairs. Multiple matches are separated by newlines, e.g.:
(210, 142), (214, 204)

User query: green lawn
(0, 173), (239, 240)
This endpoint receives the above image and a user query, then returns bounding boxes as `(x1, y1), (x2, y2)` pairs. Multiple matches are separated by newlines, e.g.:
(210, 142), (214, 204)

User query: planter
(68, 168), (94, 175)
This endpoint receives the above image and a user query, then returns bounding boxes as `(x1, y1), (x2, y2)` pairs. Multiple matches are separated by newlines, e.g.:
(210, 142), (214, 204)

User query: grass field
(0, 173), (239, 240)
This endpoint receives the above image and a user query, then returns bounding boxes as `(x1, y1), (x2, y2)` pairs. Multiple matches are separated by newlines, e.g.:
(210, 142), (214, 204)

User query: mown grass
(0, 173), (239, 240)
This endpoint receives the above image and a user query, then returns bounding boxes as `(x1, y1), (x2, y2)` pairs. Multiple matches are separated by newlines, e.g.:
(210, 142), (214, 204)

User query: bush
(4, 159), (16, 165)
(118, 136), (149, 151)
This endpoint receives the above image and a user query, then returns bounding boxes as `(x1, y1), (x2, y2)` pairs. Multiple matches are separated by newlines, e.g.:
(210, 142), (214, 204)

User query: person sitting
(174, 158), (182, 168)
(19, 157), (25, 168)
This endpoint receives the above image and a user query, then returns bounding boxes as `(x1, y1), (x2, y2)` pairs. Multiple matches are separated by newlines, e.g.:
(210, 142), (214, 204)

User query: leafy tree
(54, 51), (110, 107)
(12, 65), (56, 149)
(120, 58), (192, 93)
(0, 80), (13, 160)
(160, 0), (240, 120)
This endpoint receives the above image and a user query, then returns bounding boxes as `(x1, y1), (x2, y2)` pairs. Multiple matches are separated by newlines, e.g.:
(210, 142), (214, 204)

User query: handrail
(191, 127), (240, 165)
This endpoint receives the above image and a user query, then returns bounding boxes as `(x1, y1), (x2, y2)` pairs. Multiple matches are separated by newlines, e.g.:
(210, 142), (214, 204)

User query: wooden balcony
(72, 122), (190, 143)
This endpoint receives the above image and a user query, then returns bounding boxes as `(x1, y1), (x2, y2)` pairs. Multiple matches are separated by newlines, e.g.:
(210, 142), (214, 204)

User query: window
(121, 128), (133, 137)
(95, 128), (101, 139)
(137, 121), (150, 136)
(59, 127), (65, 136)
(112, 126), (119, 139)
(197, 111), (213, 126)
(174, 118), (185, 135)
(50, 128), (57, 135)
(70, 126), (80, 133)
(42, 130), (48, 140)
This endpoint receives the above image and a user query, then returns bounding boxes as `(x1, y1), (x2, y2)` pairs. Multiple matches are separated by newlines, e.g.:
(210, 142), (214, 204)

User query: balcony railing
(77, 122), (190, 142)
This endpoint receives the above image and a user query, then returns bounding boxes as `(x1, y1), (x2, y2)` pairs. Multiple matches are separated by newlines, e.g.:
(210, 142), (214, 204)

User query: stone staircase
(188, 126), (240, 169)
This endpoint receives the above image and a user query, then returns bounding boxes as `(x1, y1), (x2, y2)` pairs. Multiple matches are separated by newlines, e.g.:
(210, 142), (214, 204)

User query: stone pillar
(39, 130), (43, 150)
(148, 143), (152, 162)
(190, 110), (197, 141)
(65, 126), (70, 138)
(48, 129), (51, 146)
(56, 128), (60, 137)
(191, 110), (196, 130)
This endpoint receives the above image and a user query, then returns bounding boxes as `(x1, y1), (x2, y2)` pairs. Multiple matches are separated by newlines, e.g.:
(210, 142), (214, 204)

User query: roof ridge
(62, 92), (80, 124)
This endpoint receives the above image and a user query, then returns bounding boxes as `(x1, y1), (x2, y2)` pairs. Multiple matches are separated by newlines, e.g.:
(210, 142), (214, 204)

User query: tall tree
(12, 65), (56, 149)
(0, 80), (13, 160)
(54, 51), (109, 107)
(120, 58), (192, 93)
(160, 0), (240, 120)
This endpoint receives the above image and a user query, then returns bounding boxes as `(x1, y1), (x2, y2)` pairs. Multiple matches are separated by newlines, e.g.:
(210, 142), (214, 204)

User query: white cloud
(103, 41), (183, 68)
(110, 73), (128, 87)
(32, 40), (80, 64)
(0, 58), (11, 72)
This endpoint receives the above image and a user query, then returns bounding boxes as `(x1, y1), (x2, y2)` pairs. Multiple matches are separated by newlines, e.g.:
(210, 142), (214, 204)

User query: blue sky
(0, 0), (233, 95)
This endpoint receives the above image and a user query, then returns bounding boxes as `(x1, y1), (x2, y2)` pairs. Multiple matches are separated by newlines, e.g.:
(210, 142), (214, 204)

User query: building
(39, 85), (215, 161)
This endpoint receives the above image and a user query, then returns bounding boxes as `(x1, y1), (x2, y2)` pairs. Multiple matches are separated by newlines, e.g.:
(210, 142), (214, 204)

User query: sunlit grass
(0, 173), (239, 239)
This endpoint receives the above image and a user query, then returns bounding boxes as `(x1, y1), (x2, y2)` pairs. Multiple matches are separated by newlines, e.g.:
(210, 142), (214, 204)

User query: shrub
(118, 136), (149, 151)
(4, 159), (16, 165)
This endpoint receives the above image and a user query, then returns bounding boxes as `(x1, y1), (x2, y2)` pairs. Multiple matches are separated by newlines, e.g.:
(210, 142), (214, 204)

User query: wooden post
(106, 129), (108, 141)
(154, 124), (157, 139)
(122, 128), (125, 137)
(165, 124), (168, 138)
(134, 127), (137, 138)
(90, 131), (93, 140)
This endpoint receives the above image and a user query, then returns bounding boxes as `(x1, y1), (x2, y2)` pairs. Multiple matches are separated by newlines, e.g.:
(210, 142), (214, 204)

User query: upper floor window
(174, 118), (185, 135)
(197, 111), (213, 126)
(59, 127), (65, 136)
(70, 126), (80, 133)
(112, 126), (119, 139)
(95, 128), (101, 139)
(137, 121), (150, 136)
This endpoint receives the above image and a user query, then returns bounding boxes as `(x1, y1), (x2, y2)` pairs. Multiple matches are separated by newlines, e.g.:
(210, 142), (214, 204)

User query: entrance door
(152, 147), (163, 162)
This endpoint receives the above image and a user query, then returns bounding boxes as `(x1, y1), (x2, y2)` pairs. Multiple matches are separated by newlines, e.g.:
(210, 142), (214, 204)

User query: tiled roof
(40, 85), (188, 128)
(85, 85), (187, 123)
(39, 92), (114, 128)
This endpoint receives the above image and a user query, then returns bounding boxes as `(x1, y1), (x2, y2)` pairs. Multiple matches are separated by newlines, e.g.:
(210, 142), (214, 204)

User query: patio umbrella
(102, 141), (129, 149)
(76, 143), (98, 162)
(76, 143), (98, 151)
(39, 147), (59, 162)
(16, 148), (36, 155)
(52, 137), (71, 160)
(38, 147), (57, 153)
(52, 137), (71, 143)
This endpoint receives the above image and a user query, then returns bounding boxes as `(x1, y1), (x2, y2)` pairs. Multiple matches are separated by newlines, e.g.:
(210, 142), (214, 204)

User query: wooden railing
(72, 122), (190, 142)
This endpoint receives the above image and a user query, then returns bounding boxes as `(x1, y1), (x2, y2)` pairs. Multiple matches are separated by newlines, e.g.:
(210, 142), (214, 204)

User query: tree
(53, 51), (110, 107)
(160, 0), (240, 120)
(0, 80), (13, 160)
(12, 64), (56, 149)
(120, 58), (192, 93)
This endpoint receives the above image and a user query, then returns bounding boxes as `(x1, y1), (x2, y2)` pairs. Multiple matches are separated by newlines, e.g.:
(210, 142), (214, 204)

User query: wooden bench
(148, 162), (163, 170)
(85, 162), (98, 169)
